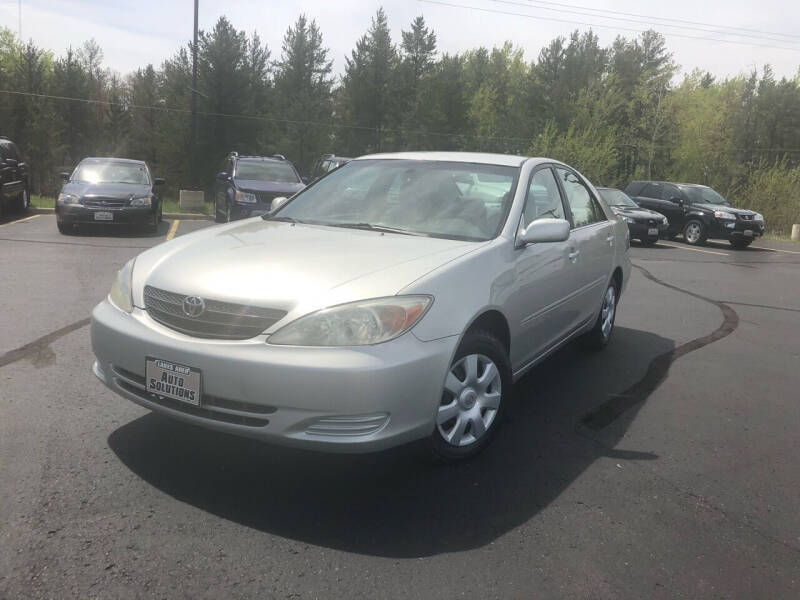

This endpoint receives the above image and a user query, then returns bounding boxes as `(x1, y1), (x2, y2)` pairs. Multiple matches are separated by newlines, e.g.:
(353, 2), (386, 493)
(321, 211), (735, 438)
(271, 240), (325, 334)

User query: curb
(31, 206), (213, 221)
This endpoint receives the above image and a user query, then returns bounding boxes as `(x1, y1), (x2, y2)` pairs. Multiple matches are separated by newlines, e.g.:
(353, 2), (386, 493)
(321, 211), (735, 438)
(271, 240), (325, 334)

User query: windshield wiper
(262, 215), (301, 223)
(326, 222), (429, 237)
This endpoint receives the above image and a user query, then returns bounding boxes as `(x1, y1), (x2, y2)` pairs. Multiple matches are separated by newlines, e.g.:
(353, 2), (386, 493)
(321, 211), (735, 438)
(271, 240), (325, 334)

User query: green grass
(31, 194), (213, 215)
(763, 232), (800, 245)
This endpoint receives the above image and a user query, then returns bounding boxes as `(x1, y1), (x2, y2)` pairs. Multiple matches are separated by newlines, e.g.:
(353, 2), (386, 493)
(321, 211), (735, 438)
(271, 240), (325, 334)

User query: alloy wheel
(600, 285), (616, 340)
(437, 353), (502, 447)
(685, 223), (701, 244)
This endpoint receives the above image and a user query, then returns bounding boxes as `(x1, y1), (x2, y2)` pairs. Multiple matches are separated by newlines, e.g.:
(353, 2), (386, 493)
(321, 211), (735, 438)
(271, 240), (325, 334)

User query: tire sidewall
(429, 331), (512, 461)
(683, 219), (706, 245)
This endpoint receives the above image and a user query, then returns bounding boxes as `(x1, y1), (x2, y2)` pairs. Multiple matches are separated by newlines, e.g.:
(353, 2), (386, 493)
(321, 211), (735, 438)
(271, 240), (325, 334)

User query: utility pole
(190, 0), (199, 186)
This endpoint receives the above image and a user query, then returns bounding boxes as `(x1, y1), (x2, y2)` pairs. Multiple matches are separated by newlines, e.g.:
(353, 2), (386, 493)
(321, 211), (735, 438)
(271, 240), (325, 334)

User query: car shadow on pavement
(108, 326), (673, 558)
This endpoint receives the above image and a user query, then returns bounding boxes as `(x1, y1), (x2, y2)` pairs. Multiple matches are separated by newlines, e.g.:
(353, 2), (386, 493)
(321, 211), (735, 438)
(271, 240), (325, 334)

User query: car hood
(612, 206), (665, 220)
(132, 219), (483, 326)
(693, 203), (756, 216)
(62, 181), (152, 199)
(233, 179), (305, 195)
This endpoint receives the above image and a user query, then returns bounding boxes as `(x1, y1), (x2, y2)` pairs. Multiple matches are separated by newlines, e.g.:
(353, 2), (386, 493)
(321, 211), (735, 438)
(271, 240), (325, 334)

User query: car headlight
(235, 190), (257, 204)
(662, 216), (668, 224)
(754, 212), (763, 221)
(130, 195), (152, 206)
(622, 216), (635, 224)
(268, 296), (433, 346)
(714, 210), (736, 220)
(57, 193), (80, 205)
(108, 258), (135, 313)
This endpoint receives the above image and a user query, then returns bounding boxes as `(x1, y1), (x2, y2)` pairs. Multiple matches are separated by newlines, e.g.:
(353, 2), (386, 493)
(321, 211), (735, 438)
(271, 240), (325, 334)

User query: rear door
(555, 166), (615, 327)
(660, 183), (687, 231)
(507, 165), (578, 368)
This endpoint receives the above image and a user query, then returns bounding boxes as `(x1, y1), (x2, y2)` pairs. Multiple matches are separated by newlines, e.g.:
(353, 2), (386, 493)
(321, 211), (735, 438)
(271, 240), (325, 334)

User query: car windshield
(598, 188), (638, 208)
(274, 159), (517, 241)
(72, 161), (149, 185)
(235, 161), (299, 183)
(681, 185), (730, 205)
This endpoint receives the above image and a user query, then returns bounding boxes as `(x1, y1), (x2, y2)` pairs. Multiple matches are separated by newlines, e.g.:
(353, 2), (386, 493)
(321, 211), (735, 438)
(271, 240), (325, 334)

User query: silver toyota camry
(91, 152), (631, 460)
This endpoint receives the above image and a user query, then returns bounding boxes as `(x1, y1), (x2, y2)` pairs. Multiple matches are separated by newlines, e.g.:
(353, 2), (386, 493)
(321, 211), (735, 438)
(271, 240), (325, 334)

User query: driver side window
(522, 167), (565, 229)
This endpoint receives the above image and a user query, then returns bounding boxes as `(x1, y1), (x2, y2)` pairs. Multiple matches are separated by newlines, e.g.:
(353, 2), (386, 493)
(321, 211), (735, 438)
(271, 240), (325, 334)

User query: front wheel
(730, 239), (752, 249)
(429, 330), (511, 462)
(57, 221), (71, 235)
(640, 235), (658, 246)
(18, 188), (30, 212)
(683, 220), (707, 246)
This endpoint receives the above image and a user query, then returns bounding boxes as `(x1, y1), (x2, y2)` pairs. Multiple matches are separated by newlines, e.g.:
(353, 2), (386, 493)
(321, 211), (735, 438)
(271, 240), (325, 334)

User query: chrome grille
(83, 197), (128, 208)
(256, 191), (282, 206)
(143, 285), (286, 340)
(739, 214), (754, 221)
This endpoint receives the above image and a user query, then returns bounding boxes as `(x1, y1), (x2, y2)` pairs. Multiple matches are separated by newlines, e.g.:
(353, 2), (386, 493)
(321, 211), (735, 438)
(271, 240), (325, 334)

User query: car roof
(236, 155), (287, 163)
(355, 151), (533, 168)
(631, 180), (709, 189)
(81, 157), (146, 165)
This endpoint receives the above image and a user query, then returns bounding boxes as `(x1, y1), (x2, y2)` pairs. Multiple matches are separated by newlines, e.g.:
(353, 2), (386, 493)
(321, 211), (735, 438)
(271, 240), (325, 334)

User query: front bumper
(57, 204), (155, 225)
(708, 218), (765, 240)
(91, 299), (458, 453)
(627, 220), (668, 239)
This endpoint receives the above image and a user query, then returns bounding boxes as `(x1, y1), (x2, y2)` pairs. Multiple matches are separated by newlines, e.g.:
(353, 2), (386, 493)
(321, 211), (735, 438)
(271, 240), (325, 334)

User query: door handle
(568, 248), (580, 262)
(606, 234), (615, 246)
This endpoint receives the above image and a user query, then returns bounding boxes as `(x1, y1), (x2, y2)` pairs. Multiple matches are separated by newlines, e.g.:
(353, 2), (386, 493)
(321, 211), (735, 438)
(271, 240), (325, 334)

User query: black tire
(730, 239), (752, 249)
(214, 199), (225, 223)
(640, 235), (658, 246)
(157, 203), (163, 223)
(428, 330), (511, 462)
(583, 279), (619, 350)
(682, 219), (707, 246)
(57, 221), (71, 235)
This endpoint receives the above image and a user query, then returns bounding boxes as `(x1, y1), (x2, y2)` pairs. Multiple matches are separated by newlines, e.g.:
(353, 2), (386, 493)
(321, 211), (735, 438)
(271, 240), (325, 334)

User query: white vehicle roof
(355, 151), (538, 168)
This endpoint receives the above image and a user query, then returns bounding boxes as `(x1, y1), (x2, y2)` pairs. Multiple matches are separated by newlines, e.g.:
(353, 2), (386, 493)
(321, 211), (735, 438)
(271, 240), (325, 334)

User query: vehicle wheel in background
(683, 220), (707, 246)
(730, 239), (752, 249)
(225, 202), (231, 223)
(57, 221), (71, 235)
(214, 198), (225, 223)
(583, 280), (619, 350)
(640, 236), (658, 246)
(157, 203), (163, 223)
(429, 330), (510, 462)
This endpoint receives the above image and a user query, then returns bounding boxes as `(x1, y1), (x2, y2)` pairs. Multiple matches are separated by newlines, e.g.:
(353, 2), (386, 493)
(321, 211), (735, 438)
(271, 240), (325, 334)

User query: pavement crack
(580, 263), (739, 431)
(0, 318), (91, 369)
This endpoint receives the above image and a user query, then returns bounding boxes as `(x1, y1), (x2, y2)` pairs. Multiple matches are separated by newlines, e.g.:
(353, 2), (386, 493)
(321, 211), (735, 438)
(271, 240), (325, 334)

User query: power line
(495, 0), (800, 46)
(517, 0), (800, 42)
(419, 0), (800, 52)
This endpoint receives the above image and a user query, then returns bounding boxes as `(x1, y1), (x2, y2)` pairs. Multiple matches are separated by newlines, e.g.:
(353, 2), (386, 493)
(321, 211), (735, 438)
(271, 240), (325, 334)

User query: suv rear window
(640, 183), (663, 199)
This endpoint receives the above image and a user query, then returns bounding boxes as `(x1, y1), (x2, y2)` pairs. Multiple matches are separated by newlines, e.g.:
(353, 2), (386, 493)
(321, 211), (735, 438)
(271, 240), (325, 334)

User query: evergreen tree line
(1, 10), (798, 233)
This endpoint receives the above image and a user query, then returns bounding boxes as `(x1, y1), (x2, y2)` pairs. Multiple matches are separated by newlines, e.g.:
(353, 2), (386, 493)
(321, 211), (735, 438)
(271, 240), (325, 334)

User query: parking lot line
(655, 242), (730, 256)
(751, 245), (800, 255)
(0, 214), (40, 228)
(166, 219), (180, 241)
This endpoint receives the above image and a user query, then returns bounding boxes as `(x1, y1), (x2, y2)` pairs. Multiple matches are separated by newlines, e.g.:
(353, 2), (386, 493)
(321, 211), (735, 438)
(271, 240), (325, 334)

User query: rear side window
(522, 167), (565, 228)
(662, 184), (681, 201)
(555, 167), (605, 228)
(640, 183), (663, 199)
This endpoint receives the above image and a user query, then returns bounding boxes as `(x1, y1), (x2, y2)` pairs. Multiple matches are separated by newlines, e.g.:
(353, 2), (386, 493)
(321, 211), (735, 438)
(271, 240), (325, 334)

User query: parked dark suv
(214, 153), (305, 223)
(625, 181), (765, 248)
(310, 154), (352, 182)
(0, 136), (30, 217)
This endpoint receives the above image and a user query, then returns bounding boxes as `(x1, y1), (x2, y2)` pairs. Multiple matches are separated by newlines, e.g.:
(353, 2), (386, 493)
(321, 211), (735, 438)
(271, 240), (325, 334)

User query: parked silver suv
(91, 152), (631, 460)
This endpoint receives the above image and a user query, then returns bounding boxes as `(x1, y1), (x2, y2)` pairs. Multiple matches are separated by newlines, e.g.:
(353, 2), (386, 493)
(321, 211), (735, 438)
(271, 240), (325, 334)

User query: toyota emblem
(182, 296), (206, 318)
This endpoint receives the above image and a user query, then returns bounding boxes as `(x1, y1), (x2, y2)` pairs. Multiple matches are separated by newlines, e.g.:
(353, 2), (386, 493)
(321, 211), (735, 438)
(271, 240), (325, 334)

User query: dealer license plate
(94, 211), (113, 221)
(145, 357), (202, 406)
(648, 228), (659, 236)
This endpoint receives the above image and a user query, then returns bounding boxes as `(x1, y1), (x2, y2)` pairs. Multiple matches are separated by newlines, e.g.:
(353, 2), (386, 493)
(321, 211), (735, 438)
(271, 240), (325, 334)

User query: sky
(1, 0), (799, 80)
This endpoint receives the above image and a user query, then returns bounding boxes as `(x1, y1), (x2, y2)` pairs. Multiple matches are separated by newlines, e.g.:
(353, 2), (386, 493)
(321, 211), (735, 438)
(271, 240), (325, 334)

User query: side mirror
(153, 177), (165, 185)
(670, 196), (683, 204)
(59, 172), (71, 181)
(217, 171), (230, 181)
(517, 218), (571, 246)
(270, 196), (289, 212)
(301, 176), (310, 185)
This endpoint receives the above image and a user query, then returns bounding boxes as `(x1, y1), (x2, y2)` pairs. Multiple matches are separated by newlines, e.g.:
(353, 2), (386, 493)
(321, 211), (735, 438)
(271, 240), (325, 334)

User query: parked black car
(56, 157), (164, 234)
(625, 181), (765, 248)
(597, 187), (668, 245)
(214, 153), (305, 223)
(0, 136), (30, 217)
(310, 154), (352, 181)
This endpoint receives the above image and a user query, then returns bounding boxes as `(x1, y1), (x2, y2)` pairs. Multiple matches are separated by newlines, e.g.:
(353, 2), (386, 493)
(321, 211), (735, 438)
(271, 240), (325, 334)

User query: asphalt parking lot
(1, 214), (799, 599)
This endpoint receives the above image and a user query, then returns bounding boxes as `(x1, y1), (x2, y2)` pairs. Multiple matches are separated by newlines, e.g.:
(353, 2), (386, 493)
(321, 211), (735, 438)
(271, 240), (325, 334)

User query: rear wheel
(730, 239), (752, 249)
(584, 280), (618, 350)
(429, 330), (511, 462)
(683, 220), (707, 246)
